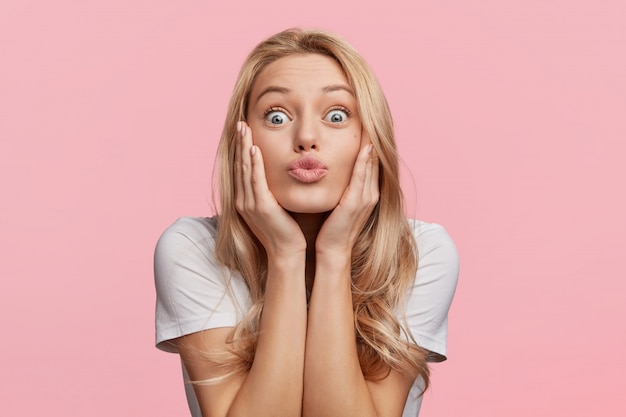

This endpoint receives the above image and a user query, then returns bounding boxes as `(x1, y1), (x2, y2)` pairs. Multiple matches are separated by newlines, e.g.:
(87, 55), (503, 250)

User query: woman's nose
(293, 115), (319, 151)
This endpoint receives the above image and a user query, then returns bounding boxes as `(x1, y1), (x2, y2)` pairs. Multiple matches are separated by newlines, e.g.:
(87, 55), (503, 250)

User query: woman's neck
(290, 212), (326, 246)
(289, 211), (329, 296)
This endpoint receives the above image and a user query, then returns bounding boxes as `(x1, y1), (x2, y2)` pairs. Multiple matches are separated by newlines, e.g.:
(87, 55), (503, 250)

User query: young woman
(154, 28), (459, 417)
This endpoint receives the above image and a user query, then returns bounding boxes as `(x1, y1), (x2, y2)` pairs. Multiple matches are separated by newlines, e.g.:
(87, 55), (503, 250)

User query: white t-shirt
(154, 216), (459, 417)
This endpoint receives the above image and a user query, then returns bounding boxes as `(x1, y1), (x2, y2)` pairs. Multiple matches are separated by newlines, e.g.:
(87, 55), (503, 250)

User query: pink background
(1, 1), (624, 415)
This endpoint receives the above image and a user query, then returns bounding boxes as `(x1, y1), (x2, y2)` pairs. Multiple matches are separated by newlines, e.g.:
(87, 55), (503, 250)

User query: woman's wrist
(314, 250), (351, 279)
(265, 242), (307, 259)
(267, 251), (307, 278)
(316, 247), (351, 263)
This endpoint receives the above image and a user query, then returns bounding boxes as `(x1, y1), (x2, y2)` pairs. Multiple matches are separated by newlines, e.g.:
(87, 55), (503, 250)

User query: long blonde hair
(213, 28), (430, 389)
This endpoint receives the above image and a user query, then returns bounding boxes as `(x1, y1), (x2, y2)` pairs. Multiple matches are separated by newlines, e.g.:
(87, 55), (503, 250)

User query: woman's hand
(315, 136), (380, 258)
(235, 121), (306, 257)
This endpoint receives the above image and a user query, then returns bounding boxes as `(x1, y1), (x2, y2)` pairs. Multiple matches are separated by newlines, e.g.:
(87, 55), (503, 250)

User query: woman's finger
(234, 121), (245, 210)
(240, 122), (254, 209)
(366, 147), (379, 202)
(363, 145), (373, 198)
(249, 144), (272, 201)
(345, 143), (373, 203)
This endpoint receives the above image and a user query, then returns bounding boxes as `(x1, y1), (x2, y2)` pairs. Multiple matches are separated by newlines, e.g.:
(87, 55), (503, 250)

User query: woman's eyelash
(329, 106), (351, 116)
(262, 106), (352, 117)
(263, 106), (284, 116)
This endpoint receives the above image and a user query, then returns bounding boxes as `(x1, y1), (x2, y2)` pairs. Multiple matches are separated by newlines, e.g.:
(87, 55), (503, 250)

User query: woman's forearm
(228, 253), (307, 417)
(303, 253), (378, 417)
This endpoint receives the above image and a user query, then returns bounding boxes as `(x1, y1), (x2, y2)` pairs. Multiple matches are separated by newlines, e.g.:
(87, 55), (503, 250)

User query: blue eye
(324, 109), (349, 123)
(265, 110), (288, 125)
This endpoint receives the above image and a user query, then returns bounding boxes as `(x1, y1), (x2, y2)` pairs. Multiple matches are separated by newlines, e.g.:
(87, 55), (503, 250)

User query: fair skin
(174, 54), (416, 417)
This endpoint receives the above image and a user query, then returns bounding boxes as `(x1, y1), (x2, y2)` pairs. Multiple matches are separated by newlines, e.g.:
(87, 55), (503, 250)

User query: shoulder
(154, 217), (220, 268)
(154, 216), (249, 352)
(402, 219), (459, 361)
(407, 219), (459, 274)
(154, 216), (227, 291)
(155, 216), (218, 251)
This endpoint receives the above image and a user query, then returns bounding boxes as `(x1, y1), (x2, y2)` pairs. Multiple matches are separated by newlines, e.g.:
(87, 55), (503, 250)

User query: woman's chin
(279, 200), (339, 215)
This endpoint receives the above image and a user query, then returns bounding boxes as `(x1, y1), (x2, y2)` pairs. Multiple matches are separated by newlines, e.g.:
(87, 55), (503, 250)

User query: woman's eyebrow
(255, 84), (354, 103)
(255, 86), (290, 102)
(321, 84), (354, 96)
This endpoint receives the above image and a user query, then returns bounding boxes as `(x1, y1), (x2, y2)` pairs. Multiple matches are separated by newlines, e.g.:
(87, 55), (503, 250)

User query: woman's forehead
(250, 54), (351, 100)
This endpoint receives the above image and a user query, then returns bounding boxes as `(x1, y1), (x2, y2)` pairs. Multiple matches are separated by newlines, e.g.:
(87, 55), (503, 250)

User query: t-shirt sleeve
(154, 217), (251, 353)
(403, 221), (459, 362)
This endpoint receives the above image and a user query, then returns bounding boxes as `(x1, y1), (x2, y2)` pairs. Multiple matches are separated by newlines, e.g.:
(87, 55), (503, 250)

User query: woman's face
(246, 53), (363, 214)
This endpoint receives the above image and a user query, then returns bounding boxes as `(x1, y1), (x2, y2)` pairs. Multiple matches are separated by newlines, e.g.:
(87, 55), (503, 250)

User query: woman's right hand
(235, 121), (306, 257)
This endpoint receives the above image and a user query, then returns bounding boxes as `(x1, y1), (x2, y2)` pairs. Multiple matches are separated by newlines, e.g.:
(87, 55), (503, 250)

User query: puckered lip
(288, 155), (329, 183)
(288, 155), (328, 171)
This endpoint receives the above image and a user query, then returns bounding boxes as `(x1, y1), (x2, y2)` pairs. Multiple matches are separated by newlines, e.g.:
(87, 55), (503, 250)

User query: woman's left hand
(315, 138), (379, 258)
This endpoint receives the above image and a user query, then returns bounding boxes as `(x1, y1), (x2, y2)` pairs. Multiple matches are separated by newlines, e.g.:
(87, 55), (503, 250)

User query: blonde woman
(154, 28), (459, 417)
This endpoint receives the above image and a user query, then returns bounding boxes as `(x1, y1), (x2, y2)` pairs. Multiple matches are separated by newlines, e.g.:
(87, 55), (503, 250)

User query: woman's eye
(324, 109), (349, 123)
(265, 110), (289, 125)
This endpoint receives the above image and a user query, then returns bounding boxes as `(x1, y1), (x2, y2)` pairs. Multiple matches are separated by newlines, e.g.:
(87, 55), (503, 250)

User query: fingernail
(250, 145), (256, 156)
(236, 121), (241, 133)
(367, 144), (373, 154)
